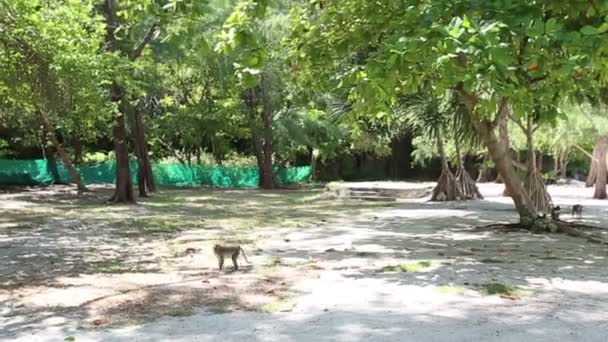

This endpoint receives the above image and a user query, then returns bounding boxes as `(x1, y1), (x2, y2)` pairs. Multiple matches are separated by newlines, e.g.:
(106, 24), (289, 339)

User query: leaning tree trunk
(524, 116), (553, 215)
(453, 124), (483, 200)
(592, 136), (608, 199)
(40, 112), (87, 194)
(431, 127), (463, 201)
(461, 94), (538, 226)
(132, 106), (156, 197)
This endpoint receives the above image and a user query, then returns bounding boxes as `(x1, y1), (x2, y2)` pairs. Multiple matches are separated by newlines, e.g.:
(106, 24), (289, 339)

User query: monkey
(551, 205), (561, 220)
(572, 204), (583, 219)
(184, 248), (197, 257)
(213, 244), (249, 271)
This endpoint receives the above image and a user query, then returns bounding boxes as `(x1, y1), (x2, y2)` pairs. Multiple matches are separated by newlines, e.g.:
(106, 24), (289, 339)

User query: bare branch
(130, 23), (158, 61)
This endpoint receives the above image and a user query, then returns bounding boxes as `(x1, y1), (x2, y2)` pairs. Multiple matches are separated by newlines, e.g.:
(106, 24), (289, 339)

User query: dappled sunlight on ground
(1, 182), (608, 341)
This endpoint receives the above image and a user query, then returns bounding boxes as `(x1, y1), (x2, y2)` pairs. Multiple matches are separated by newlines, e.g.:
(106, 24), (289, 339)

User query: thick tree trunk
(244, 86), (274, 189)
(104, 0), (135, 203)
(132, 106), (155, 197)
(40, 112), (87, 194)
(560, 158), (568, 180)
(109, 109), (135, 203)
(431, 127), (463, 201)
(461, 94), (538, 225)
(592, 136), (608, 199)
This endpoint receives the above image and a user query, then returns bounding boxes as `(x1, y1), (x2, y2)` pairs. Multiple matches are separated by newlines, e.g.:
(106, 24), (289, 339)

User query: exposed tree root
(525, 171), (553, 215)
(476, 219), (608, 245)
(456, 166), (483, 200)
(431, 168), (465, 201)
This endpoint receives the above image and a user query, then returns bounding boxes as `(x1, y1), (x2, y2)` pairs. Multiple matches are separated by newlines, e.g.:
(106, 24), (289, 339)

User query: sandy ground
(1, 182), (608, 341)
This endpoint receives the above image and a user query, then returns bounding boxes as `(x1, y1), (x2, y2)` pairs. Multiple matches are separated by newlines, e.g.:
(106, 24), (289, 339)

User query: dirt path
(1, 183), (608, 341)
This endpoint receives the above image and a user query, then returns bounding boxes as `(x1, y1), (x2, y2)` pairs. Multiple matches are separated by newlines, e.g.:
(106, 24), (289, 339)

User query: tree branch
(509, 114), (526, 132)
(130, 23), (158, 61)
(491, 97), (509, 128)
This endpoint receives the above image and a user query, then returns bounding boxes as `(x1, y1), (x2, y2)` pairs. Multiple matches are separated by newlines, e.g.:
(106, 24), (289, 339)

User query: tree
(101, 0), (208, 201)
(216, 0), (291, 189)
(290, 0), (608, 229)
(0, 0), (111, 193)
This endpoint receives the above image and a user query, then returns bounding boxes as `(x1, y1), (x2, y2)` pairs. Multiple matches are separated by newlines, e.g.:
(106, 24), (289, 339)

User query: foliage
(0, 0), (113, 146)
(289, 0), (608, 147)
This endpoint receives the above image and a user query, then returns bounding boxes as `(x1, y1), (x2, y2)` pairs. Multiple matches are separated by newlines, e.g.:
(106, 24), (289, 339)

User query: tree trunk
(430, 127), (463, 201)
(498, 113), (513, 196)
(586, 143), (598, 186)
(109, 109), (135, 203)
(592, 136), (608, 199)
(73, 136), (83, 166)
(244, 87), (274, 189)
(104, 0), (135, 203)
(454, 122), (483, 200)
(311, 148), (319, 182)
(40, 112), (87, 194)
(259, 74), (275, 189)
(461, 94), (538, 225)
(132, 105), (155, 197)
(560, 158), (568, 180)
(524, 115), (552, 214)
(553, 151), (560, 178)
(477, 152), (492, 182)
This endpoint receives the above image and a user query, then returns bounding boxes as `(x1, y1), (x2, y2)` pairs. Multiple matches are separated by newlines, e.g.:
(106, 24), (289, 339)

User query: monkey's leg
(218, 256), (224, 270)
(232, 254), (239, 271)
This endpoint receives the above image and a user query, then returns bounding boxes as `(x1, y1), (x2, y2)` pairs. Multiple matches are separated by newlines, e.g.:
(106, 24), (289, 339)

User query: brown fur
(213, 244), (249, 271)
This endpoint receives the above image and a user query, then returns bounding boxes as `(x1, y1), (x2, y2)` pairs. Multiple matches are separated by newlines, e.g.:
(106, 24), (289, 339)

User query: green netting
(0, 159), (311, 188)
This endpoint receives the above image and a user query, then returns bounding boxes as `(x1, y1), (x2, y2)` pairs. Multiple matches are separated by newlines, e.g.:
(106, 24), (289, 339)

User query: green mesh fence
(0, 159), (311, 187)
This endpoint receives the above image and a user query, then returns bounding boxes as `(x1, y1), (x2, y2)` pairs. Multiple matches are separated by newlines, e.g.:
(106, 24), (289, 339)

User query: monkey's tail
(240, 247), (250, 263)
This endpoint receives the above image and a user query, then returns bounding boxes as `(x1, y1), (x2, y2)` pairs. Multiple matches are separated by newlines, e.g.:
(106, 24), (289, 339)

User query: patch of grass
(206, 305), (232, 314)
(436, 285), (466, 295)
(268, 256), (283, 266)
(479, 258), (506, 264)
(259, 297), (295, 313)
(381, 261), (431, 273)
(481, 283), (518, 296)
(90, 259), (126, 273)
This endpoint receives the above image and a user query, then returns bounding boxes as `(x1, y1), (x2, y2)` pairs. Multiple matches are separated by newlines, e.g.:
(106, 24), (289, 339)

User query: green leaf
(580, 25), (599, 35)
(527, 20), (544, 37)
(462, 15), (472, 29)
(544, 18), (561, 37)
